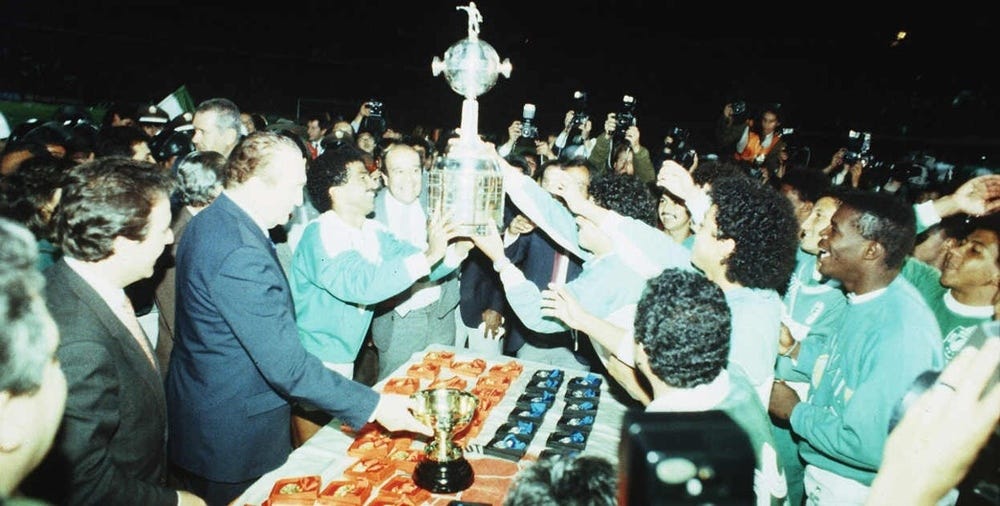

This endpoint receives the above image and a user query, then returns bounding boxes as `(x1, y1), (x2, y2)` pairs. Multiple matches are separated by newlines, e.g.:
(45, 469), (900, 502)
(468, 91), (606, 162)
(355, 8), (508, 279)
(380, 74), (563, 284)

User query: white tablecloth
(234, 344), (630, 505)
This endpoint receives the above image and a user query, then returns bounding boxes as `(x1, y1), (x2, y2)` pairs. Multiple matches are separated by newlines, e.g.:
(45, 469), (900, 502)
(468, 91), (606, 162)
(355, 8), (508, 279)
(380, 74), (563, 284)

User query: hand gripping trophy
(427, 2), (512, 236)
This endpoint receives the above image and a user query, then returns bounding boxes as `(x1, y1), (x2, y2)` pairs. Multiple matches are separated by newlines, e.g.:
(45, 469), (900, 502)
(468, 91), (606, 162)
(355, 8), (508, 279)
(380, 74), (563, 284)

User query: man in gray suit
(371, 144), (465, 380)
(22, 158), (206, 505)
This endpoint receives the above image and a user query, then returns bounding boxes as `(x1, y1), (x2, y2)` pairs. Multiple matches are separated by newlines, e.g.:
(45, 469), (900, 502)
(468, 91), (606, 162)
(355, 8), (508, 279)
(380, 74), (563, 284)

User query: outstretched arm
(866, 338), (1000, 506)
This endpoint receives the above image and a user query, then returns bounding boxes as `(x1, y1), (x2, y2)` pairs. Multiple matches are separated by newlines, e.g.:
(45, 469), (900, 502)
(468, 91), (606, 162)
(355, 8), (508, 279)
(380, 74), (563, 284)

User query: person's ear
(865, 240), (885, 262)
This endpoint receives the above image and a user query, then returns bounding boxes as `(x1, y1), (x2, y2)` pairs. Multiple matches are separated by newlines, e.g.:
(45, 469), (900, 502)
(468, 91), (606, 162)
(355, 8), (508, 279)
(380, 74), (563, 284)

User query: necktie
(119, 296), (157, 369)
(550, 250), (566, 285)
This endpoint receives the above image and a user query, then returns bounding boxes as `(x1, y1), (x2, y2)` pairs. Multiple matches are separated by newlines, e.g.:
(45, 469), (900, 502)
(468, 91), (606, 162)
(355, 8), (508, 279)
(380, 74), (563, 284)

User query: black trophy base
(414, 458), (475, 494)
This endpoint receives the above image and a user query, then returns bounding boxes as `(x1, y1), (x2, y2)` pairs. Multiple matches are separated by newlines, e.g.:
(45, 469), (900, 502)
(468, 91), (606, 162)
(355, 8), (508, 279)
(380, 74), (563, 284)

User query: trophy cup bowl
(410, 388), (480, 493)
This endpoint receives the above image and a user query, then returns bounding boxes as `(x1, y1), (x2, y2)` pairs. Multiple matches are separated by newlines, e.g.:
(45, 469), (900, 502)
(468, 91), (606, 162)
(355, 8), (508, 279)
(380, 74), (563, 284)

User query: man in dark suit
(151, 150), (227, 381)
(166, 131), (430, 506)
(502, 160), (593, 371)
(21, 158), (206, 505)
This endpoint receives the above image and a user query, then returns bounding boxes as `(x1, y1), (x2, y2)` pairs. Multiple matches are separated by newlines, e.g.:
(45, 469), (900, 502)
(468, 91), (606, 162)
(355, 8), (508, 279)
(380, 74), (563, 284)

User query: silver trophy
(427, 2), (511, 236)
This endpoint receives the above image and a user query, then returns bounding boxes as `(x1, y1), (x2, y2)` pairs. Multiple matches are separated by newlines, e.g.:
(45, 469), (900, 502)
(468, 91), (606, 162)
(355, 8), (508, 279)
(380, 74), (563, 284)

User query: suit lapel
(52, 262), (167, 414)
(217, 193), (284, 271)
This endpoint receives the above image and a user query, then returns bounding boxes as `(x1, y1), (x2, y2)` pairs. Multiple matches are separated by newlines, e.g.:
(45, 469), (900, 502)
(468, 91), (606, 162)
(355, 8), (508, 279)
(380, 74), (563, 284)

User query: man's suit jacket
(23, 260), (175, 505)
(152, 205), (194, 380)
(457, 197), (517, 329)
(504, 226), (584, 353)
(371, 189), (460, 319)
(165, 193), (379, 483)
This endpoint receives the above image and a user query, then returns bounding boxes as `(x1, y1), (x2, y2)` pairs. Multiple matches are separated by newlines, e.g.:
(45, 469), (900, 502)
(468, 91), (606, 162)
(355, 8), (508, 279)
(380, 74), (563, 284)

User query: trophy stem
(460, 98), (479, 140)
(433, 433), (452, 461)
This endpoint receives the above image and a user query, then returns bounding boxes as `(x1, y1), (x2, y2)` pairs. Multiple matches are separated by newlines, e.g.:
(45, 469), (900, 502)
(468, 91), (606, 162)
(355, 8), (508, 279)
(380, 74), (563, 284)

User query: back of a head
(635, 268), (731, 388)
(589, 173), (657, 227)
(838, 189), (916, 270)
(95, 126), (150, 158)
(0, 155), (73, 239)
(175, 151), (227, 208)
(711, 176), (799, 292)
(225, 131), (299, 188)
(691, 158), (747, 188)
(780, 167), (830, 205)
(503, 454), (616, 506)
(0, 217), (49, 395)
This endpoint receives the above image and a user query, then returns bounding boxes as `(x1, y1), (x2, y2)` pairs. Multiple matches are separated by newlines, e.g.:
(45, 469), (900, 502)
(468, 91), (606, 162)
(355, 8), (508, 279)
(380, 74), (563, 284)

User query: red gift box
(406, 362), (440, 381)
(267, 475), (320, 505)
(422, 350), (455, 367)
(385, 447), (424, 474)
(450, 357), (487, 377)
(488, 360), (524, 378)
(315, 478), (372, 506)
(380, 475), (432, 504)
(428, 375), (467, 390)
(382, 376), (420, 395)
(342, 458), (396, 486)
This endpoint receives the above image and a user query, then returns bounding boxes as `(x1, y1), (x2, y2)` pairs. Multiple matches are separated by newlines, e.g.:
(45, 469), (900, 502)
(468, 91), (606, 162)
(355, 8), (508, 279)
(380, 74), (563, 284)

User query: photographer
(734, 104), (786, 171)
(715, 100), (749, 154)
(497, 116), (556, 165)
(587, 112), (654, 183)
(553, 101), (596, 160)
(349, 100), (390, 142)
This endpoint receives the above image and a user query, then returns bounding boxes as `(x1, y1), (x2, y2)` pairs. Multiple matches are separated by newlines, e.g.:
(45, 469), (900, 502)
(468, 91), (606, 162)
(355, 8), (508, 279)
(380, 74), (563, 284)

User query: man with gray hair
(0, 218), (66, 502)
(191, 98), (242, 157)
(167, 132), (430, 505)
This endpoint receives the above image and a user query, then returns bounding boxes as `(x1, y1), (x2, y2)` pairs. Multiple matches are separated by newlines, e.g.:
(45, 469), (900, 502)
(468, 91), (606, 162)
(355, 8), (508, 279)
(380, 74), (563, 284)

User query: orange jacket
(735, 131), (781, 162)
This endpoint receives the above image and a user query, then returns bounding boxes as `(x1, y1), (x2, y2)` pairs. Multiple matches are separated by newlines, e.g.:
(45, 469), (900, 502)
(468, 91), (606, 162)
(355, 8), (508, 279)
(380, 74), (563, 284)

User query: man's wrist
(492, 257), (512, 273)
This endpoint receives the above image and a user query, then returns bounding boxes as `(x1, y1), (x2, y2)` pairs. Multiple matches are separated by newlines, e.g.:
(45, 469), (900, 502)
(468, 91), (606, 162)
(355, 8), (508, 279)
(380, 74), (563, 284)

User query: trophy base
(413, 458), (475, 493)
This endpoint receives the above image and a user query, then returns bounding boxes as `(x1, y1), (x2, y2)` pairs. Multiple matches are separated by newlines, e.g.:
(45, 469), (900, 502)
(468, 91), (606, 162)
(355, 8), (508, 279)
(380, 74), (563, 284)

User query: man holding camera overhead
(587, 96), (655, 183)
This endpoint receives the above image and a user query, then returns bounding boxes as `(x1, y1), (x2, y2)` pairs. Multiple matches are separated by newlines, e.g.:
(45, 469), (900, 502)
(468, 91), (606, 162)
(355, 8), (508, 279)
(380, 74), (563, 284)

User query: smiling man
(769, 190), (943, 505)
(369, 144), (468, 380)
(22, 159), (207, 505)
(289, 145), (460, 442)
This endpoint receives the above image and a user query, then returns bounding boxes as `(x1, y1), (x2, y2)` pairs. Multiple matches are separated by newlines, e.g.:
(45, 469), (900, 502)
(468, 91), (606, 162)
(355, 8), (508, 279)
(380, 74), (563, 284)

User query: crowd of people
(0, 94), (998, 506)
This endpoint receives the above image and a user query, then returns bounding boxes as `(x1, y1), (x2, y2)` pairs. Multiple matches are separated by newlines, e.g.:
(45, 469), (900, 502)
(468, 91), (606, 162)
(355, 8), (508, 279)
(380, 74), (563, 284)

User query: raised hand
(656, 160), (697, 202)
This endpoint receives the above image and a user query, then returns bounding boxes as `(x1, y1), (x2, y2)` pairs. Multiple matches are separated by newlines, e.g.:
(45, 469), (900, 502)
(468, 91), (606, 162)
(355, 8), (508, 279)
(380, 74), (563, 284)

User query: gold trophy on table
(411, 388), (480, 493)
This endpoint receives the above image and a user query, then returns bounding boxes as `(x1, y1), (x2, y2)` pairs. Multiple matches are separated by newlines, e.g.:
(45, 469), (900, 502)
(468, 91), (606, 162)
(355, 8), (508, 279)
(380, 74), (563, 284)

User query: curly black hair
(691, 158), (748, 188)
(634, 268), (731, 389)
(588, 173), (657, 227)
(710, 176), (799, 292)
(504, 454), (616, 506)
(306, 145), (367, 212)
(780, 167), (831, 205)
(838, 189), (916, 270)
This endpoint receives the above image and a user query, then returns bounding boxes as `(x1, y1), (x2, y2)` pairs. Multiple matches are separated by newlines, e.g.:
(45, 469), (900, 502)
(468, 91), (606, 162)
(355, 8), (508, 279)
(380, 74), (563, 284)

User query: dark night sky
(2, 1), (997, 164)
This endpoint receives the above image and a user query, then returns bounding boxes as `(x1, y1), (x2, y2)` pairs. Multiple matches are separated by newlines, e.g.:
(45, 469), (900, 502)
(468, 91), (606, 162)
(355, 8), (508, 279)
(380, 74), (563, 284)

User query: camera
(730, 100), (748, 120)
(365, 100), (384, 117)
(359, 99), (387, 139)
(520, 103), (539, 140)
(569, 91), (589, 130)
(662, 126), (696, 169)
(612, 94), (637, 142)
(843, 130), (872, 166)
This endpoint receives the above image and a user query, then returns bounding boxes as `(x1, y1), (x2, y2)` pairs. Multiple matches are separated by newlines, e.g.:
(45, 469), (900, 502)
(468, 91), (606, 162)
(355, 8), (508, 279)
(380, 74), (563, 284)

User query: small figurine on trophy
(427, 2), (512, 236)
